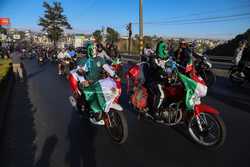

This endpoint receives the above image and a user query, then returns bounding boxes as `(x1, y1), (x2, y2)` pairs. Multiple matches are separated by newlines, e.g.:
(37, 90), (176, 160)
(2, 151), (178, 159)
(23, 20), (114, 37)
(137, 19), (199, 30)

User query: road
(1, 57), (250, 167)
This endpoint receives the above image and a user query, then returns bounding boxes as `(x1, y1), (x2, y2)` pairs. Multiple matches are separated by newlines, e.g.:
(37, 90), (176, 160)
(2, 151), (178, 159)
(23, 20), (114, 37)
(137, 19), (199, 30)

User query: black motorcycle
(229, 65), (250, 86)
(194, 54), (216, 88)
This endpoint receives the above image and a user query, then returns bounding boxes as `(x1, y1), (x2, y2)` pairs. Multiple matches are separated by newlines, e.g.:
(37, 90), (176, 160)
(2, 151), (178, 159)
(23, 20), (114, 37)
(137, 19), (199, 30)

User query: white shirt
(57, 51), (66, 59)
(97, 50), (111, 60)
(234, 47), (244, 65)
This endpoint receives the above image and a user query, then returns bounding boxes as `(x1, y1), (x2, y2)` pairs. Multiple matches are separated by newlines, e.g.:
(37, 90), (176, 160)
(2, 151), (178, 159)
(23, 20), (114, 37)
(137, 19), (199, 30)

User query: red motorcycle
(68, 67), (128, 144)
(126, 60), (226, 149)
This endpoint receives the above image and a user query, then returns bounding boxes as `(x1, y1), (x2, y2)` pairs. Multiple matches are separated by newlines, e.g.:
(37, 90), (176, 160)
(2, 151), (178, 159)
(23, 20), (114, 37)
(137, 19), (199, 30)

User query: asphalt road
(1, 57), (250, 167)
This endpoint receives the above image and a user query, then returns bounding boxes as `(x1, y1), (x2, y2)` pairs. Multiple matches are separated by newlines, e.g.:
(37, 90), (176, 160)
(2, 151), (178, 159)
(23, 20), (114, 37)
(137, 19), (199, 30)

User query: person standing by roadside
(11, 52), (24, 81)
(233, 40), (248, 78)
(237, 40), (249, 78)
(234, 40), (247, 66)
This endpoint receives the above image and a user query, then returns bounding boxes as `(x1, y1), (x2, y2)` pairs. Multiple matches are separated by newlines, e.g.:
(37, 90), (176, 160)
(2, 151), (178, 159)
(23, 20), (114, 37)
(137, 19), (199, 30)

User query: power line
(145, 17), (250, 26)
(132, 3), (250, 25)
(133, 12), (250, 25)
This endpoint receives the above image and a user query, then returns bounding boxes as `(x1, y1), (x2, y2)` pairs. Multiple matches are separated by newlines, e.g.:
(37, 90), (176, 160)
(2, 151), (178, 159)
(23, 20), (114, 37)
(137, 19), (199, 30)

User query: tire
(105, 109), (128, 144)
(188, 112), (226, 149)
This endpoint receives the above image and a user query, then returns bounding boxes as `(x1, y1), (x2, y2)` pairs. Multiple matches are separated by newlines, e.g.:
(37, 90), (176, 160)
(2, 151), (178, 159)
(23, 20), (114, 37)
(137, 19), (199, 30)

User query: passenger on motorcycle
(96, 43), (111, 62)
(141, 43), (154, 62)
(146, 41), (169, 120)
(105, 42), (120, 59)
(174, 40), (193, 74)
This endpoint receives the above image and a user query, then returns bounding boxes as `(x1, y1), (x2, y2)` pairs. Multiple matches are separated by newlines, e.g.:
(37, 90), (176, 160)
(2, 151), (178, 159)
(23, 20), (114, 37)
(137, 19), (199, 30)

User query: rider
(57, 48), (68, 75)
(146, 41), (169, 120)
(77, 42), (117, 124)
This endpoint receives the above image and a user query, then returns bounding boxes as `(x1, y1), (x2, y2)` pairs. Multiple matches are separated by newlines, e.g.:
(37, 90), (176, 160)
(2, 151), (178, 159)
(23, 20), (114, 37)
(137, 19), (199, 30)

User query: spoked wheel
(104, 109), (128, 144)
(188, 112), (226, 149)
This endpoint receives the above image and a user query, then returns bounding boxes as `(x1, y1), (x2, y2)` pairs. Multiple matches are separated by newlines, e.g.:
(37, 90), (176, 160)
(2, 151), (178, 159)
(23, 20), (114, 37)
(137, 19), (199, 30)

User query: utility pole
(139, 0), (144, 55)
(126, 22), (132, 56)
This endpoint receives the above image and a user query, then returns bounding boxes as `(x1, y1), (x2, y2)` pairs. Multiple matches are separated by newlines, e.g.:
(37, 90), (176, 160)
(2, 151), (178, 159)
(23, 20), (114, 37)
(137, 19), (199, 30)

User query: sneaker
(69, 96), (77, 108)
(240, 72), (245, 78)
(89, 118), (105, 125)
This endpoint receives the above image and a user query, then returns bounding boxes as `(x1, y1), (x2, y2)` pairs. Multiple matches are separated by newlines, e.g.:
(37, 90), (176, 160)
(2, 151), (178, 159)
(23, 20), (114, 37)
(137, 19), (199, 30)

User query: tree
(38, 1), (72, 47)
(92, 30), (103, 43)
(0, 26), (7, 35)
(106, 27), (119, 43)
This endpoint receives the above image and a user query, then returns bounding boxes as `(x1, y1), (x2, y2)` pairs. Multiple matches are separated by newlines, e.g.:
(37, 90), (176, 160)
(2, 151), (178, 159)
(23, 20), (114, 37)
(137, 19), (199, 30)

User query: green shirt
(78, 57), (106, 83)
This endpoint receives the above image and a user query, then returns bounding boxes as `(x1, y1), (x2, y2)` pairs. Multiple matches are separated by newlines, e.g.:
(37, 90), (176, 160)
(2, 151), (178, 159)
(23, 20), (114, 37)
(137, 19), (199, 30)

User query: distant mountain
(206, 29), (250, 57)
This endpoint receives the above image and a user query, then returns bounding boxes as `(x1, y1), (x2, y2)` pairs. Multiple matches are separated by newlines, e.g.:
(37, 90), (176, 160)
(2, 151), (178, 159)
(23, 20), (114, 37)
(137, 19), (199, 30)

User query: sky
(0, 0), (250, 39)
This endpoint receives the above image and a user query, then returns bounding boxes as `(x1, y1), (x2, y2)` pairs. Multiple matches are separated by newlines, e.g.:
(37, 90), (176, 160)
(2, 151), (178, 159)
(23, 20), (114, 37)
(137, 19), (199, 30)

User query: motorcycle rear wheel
(104, 109), (128, 144)
(188, 112), (226, 149)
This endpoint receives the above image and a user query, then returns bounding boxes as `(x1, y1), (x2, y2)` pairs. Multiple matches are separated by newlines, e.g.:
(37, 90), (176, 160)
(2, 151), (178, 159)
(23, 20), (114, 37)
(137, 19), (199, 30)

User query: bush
(0, 59), (11, 81)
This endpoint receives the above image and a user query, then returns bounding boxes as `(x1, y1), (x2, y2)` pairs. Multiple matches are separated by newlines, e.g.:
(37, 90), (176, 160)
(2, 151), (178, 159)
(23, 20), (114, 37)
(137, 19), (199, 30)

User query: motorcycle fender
(194, 104), (219, 115)
(109, 103), (123, 111)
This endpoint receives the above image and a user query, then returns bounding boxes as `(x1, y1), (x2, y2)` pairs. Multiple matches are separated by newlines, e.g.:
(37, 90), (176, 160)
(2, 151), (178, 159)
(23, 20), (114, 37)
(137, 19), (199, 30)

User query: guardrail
(120, 54), (235, 69)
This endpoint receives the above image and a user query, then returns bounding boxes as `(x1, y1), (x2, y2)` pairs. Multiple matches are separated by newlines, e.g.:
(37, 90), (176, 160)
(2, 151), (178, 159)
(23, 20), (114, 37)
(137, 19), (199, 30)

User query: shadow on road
(65, 110), (97, 167)
(0, 79), (37, 167)
(35, 134), (58, 167)
(27, 68), (46, 79)
(209, 76), (250, 113)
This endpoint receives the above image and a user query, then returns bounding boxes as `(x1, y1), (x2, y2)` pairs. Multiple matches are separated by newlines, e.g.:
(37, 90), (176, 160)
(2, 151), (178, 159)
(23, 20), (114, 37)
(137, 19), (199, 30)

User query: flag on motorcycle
(185, 59), (193, 73)
(178, 73), (207, 110)
(83, 77), (118, 113)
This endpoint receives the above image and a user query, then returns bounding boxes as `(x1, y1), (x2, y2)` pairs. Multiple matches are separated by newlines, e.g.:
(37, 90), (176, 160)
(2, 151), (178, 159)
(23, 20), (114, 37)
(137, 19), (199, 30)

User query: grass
(0, 58), (11, 81)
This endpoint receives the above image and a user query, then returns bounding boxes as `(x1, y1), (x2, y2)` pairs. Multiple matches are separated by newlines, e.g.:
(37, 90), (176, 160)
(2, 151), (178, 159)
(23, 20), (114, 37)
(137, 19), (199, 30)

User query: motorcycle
(68, 66), (128, 144)
(38, 56), (44, 65)
(61, 57), (76, 76)
(228, 65), (250, 86)
(126, 59), (226, 149)
(194, 54), (216, 88)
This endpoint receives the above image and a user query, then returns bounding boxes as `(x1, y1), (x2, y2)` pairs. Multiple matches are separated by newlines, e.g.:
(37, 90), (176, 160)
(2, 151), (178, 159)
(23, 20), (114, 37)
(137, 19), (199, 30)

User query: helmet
(86, 42), (95, 58)
(156, 41), (168, 59)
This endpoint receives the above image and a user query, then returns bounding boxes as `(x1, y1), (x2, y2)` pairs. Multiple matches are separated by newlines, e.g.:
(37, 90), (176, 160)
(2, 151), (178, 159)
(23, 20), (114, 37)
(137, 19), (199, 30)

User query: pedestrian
(11, 52), (24, 81)
(233, 40), (247, 66)
(237, 40), (249, 78)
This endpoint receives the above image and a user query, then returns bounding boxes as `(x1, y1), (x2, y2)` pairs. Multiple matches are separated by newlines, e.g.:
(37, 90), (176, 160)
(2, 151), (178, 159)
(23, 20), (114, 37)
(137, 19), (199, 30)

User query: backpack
(131, 86), (148, 110)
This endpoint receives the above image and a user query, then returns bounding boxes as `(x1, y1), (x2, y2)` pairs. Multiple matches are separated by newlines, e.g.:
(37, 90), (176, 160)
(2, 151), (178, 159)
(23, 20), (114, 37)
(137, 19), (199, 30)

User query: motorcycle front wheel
(104, 109), (128, 144)
(188, 112), (226, 149)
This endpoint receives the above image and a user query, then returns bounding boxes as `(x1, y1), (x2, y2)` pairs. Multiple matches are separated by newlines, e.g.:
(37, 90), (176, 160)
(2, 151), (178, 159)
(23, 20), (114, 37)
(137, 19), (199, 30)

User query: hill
(206, 28), (250, 57)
